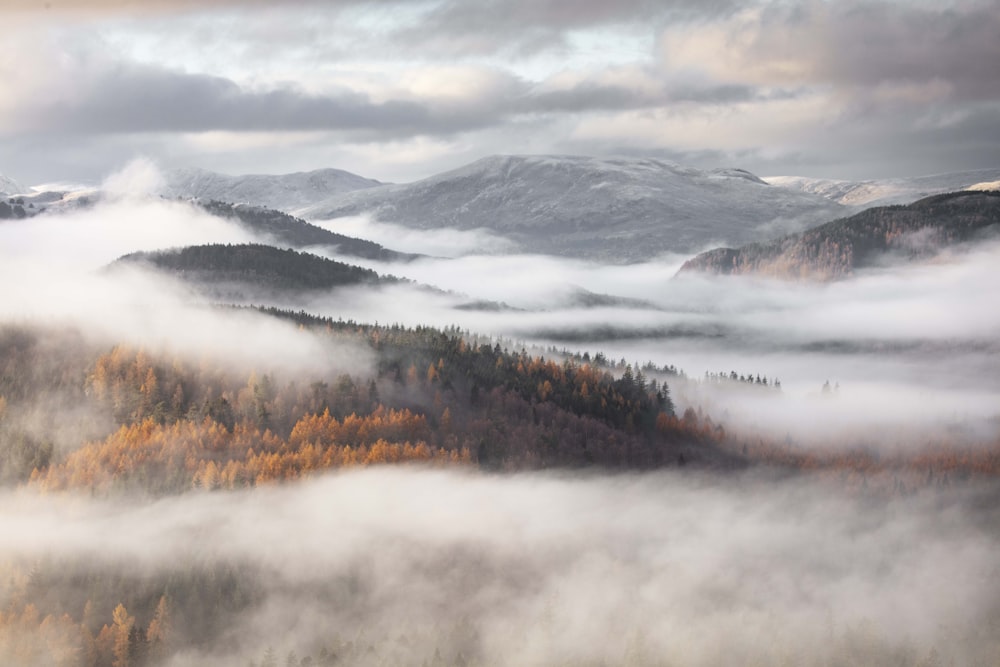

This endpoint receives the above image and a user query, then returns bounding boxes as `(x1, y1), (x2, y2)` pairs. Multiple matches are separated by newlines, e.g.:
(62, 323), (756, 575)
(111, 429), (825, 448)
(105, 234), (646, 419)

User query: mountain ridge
(678, 191), (1000, 281)
(299, 154), (848, 262)
(163, 166), (383, 213)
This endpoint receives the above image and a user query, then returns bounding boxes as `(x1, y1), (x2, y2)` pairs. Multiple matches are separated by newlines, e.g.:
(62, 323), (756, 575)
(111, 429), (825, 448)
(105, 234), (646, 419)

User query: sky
(1, 0), (999, 185)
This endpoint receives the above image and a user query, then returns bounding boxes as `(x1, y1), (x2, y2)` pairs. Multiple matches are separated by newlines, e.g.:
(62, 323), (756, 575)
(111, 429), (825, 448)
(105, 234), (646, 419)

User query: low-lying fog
(3, 164), (998, 449)
(309, 216), (1000, 448)
(4, 468), (1000, 666)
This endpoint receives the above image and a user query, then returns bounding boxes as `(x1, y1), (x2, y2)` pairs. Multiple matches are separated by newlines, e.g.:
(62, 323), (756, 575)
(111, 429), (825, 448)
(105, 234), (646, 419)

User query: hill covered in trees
(198, 200), (418, 262)
(679, 191), (1000, 280)
(113, 244), (395, 296)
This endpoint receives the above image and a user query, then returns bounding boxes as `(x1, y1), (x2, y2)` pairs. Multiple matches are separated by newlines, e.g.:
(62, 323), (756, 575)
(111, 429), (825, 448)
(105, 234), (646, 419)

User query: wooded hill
(679, 191), (1000, 280)
(113, 244), (394, 294)
(197, 200), (418, 262)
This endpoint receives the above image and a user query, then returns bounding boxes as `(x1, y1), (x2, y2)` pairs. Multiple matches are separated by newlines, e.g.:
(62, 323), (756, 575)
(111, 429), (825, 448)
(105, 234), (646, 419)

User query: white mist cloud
(1, 468), (998, 666)
(0, 164), (374, 377)
(100, 156), (166, 200)
(312, 214), (518, 258)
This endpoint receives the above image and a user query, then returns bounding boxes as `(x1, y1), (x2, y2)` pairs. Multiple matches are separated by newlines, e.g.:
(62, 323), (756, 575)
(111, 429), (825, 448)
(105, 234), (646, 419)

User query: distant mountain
(163, 167), (383, 213)
(0, 174), (25, 197)
(113, 244), (393, 300)
(300, 155), (847, 262)
(678, 191), (1000, 281)
(198, 200), (418, 262)
(766, 168), (1000, 208)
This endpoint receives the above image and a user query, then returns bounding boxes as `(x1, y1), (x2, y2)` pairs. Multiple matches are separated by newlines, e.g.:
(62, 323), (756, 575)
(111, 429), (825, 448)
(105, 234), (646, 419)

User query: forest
(2, 301), (999, 665)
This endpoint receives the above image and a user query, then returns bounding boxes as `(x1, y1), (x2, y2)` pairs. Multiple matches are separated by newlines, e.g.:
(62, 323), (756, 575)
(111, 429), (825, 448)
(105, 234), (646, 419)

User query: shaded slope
(679, 191), (1000, 280)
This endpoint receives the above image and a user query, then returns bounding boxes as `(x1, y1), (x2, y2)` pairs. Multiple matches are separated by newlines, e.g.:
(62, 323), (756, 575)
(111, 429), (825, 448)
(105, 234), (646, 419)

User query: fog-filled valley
(1, 154), (999, 667)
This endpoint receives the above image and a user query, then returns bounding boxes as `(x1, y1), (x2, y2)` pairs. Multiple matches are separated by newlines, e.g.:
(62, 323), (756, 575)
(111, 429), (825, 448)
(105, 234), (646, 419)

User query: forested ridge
(197, 200), (417, 262)
(680, 190), (1000, 279)
(113, 244), (393, 293)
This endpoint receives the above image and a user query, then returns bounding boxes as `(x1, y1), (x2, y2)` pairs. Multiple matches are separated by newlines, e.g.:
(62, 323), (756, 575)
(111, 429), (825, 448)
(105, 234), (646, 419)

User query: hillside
(301, 155), (847, 261)
(678, 191), (1000, 280)
(163, 166), (383, 212)
(766, 168), (1000, 208)
(114, 244), (391, 294)
(198, 200), (418, 261)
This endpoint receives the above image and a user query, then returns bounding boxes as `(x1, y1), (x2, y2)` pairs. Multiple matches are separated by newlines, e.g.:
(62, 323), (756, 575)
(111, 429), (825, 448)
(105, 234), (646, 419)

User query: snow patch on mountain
(301, 155), (847, 262)
(162, 167), (384, 213)
(766, 168), (1000, 208)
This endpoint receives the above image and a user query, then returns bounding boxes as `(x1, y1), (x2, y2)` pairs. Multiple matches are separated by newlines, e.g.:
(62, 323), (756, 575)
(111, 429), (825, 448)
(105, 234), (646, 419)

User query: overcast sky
(1, 0), (998, 185)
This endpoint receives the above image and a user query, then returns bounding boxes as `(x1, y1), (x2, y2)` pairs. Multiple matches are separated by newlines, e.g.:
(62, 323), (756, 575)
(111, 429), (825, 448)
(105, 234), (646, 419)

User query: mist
(2, 468), (998, 666)
(0, 169), (374, 379)
(295, 236), (1000, 450)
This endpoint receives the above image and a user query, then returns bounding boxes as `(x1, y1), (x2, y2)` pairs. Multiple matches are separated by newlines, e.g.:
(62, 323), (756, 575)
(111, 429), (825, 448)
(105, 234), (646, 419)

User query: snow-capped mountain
(162, 167), (383, 213)
(765, 168), (1000, 208)
(301, 155), (848, 261)
(0, 174), (25, 197)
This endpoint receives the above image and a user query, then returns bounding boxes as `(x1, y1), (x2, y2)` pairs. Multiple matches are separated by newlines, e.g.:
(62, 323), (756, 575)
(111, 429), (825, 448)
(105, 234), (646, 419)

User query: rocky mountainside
(163, 167), (383, 213)
(678, 191), (1000, 280)
(765, 168), (1000, 208)
(301, 155), (847, 262)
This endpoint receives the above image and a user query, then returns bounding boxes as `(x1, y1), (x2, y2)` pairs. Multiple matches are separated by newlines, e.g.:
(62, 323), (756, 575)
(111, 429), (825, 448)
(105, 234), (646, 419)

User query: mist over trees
(1, 170), (999, 666)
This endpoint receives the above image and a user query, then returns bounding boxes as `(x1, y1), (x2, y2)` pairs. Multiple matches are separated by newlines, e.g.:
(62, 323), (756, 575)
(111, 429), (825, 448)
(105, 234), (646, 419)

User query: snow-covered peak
(161, 166), (384, 213)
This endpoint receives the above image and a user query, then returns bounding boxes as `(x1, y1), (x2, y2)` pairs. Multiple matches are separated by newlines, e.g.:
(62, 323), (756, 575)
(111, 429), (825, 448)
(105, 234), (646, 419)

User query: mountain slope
(766, 168), (1000, 208)
(198, 200), (418, 262)
(301, 155), (847, 262)
(164, 167), (383, 212)
(678, 191), (1000, 280)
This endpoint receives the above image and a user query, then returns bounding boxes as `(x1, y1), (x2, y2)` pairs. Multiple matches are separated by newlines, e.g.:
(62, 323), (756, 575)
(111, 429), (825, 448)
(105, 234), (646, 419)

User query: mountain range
(162, 167), (383, 213)
(299, 155), (849, 261)
(678, 191), (1000, 280)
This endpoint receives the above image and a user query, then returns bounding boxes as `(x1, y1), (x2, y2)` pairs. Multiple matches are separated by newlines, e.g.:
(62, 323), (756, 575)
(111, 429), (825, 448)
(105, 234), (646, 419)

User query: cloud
(2, 468), (998, 665)
(2, 1), (999, 183)
(0, 162), (375, 377)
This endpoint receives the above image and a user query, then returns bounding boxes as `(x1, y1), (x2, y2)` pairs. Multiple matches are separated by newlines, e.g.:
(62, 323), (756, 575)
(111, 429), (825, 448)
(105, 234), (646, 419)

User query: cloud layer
(3, 468), (999, 665)
(1, 0), (997, 183)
